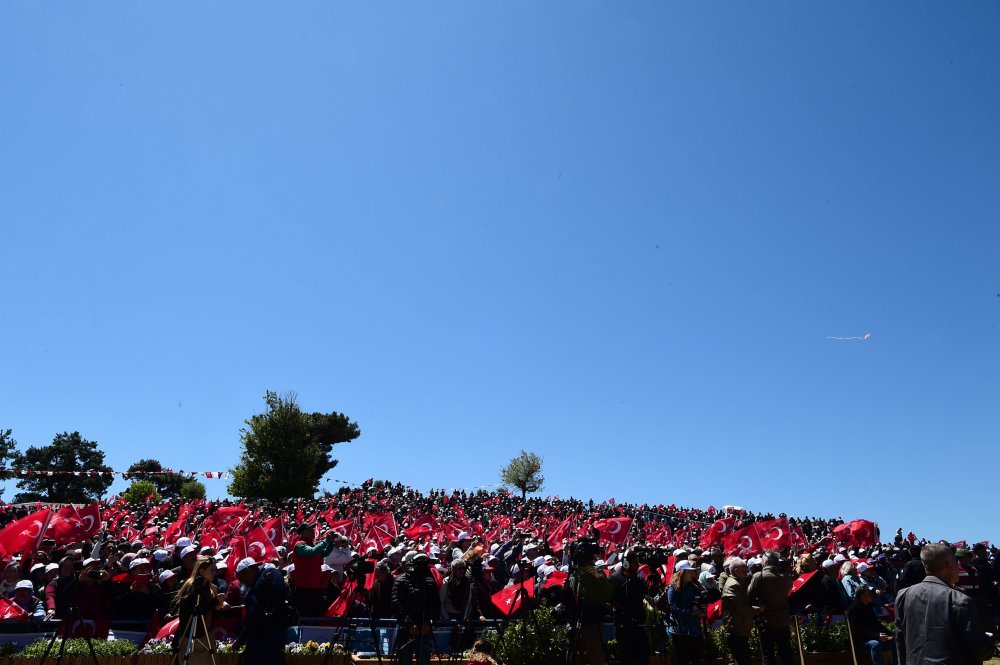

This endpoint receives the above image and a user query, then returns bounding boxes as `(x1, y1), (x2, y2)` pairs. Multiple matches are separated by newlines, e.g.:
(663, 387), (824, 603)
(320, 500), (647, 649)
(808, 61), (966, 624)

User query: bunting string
(8, 469), (231, 480)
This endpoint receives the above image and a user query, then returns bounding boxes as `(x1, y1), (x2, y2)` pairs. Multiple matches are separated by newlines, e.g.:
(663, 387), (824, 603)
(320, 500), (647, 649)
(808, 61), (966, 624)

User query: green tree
(228, 391), (360, 502)
(179, 480), (206, 500)
(127, 458), (187, 499)
(500, 450), (545, 500)
(0, 428), (18, 498)
(121, 480), (160, 506)
(12, 432), (113, 503)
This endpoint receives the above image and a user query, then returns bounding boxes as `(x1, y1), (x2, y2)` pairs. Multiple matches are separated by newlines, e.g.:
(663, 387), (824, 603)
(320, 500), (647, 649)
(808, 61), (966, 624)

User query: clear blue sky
(2, 2), (998, 542)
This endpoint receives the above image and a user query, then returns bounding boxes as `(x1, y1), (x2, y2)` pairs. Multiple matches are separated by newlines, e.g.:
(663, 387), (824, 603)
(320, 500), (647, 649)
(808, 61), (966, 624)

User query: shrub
(20, 638), (137, 657)
(483, 603), (568, 665)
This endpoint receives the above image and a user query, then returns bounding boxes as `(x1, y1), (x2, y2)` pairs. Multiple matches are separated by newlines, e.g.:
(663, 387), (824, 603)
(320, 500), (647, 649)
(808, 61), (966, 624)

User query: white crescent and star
(80, 516), (95, 532)
(606, 521), (623, 535)
(768, 527), (784, 541)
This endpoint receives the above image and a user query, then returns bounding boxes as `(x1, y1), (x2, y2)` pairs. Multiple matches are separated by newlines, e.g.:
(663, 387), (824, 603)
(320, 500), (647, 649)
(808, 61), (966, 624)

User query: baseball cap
(236, 557), (260, 574)
(821, 559), (836, 569)
(674, 561), (697, 572)
(15, 580), (34, 591)
(158, 570), (175, 584)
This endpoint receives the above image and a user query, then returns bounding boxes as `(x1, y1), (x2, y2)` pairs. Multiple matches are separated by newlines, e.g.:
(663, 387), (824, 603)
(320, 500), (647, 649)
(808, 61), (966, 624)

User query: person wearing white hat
(236, 552), (290, 665)
(12, 579), (46, 621)
(667, 560), (704, 664)
(720, 557), (761, 665)
(450, 532), (472, 562)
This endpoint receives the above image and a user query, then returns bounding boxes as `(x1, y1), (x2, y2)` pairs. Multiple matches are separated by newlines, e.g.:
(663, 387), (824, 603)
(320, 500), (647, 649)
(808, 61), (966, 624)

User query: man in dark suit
(895, 544), (994, 665)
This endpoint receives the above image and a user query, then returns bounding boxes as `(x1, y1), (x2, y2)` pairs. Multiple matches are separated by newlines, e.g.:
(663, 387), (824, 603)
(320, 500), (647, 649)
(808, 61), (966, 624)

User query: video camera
(345, 555), (375, 579)
(627, 545), (668, 569)
(569, 537), (601, 566)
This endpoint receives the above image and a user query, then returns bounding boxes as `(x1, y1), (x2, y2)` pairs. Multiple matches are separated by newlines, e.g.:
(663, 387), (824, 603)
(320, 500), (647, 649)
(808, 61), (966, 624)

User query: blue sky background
(2, 1), (998, 541)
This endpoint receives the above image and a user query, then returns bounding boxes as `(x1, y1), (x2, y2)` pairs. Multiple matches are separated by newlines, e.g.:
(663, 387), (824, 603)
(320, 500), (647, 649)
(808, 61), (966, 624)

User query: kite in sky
(826, 332), (872, 341)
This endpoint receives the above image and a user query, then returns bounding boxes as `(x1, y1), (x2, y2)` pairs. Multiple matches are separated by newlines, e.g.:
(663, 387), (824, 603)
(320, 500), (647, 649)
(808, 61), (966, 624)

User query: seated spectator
(8, 580), (46, 622)
(847, 586), (895, 665)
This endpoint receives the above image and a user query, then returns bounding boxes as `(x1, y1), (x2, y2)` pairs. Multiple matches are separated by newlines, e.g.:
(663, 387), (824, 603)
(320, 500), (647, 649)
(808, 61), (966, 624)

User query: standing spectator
(609, 549), (650, 665)
(667, 561), (704, 665)
(392, 553), (440, 665)
(235, 558), (289, 665)
(895, 544), (993, 665)
(722, 558), (763, 665)
(289, 524), (336, 617)
(748, 550), (795, 665)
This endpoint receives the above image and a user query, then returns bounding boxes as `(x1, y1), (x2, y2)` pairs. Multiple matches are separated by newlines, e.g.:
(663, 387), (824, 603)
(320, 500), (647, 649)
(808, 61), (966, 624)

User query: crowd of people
(0, 480), (996, 665)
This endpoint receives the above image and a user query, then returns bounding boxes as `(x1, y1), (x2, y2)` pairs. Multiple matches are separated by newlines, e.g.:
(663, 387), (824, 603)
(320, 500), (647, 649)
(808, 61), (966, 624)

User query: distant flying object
(826, 332), (871, 341)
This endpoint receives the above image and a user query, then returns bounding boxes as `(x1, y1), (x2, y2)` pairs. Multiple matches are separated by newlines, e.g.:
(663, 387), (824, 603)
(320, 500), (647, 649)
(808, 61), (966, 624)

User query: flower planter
(287, 656), (349, 665)
(9, 659), (129, 665)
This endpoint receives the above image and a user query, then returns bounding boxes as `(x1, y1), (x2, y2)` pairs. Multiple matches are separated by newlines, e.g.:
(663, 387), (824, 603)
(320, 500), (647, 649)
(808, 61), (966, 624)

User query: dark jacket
(610, 571), (648, 627)
(847, 599), (885, 645)
(895, 576), (993, 665)
(895, 560), (925, 594)
(748, 566), (792, 629)
(391, 571), (440, 628)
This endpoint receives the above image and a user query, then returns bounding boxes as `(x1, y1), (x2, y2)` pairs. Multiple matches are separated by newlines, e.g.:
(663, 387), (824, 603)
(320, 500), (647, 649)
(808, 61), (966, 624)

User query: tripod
(324, 578), (384, 665)
(173, 611), (217, 665)
(39, 581), (99, 665)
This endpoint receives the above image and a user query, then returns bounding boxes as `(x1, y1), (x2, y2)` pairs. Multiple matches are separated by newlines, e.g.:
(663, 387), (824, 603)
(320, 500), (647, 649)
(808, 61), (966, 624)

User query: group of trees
(2, 391), (547, 505)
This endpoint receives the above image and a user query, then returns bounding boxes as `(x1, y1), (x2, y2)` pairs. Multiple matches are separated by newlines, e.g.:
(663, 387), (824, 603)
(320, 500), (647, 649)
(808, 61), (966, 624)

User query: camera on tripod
(346, 554), (375, 579)
(570, 537), (600, 566)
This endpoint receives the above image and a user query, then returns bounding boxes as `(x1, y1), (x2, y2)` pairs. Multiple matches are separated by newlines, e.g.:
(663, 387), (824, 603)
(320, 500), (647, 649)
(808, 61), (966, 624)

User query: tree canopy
(121, 480), (160, 506)
(179, 480), (206, 500)
(127, 458), (188, 499)
(500, 450), (545, 500)
(12, 432), (113, 503)
(228, 391), (360, 502)
(0, 429), (17, 498)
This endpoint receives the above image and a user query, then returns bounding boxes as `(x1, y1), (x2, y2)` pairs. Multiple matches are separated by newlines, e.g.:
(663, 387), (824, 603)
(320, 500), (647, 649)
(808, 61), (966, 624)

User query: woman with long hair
(667, 561), (704, 665)
(172, 557), (226, 664)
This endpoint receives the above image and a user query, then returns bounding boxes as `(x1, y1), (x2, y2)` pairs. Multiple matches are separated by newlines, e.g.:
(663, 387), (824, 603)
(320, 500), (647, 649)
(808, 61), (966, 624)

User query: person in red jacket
(290, 523), (336, 617)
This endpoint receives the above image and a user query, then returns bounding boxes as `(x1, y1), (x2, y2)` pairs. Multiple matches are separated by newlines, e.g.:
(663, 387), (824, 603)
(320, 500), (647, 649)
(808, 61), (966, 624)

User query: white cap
(857, 562), (869, 573)
(45, 563), (59, 573)
(129, 558), (150, 570)
(158, 570), (175, 583)
(532, 556), (545, 568)
(236, 557), (260, 574)
(153, 549), (170, 561)
(82, 558), (99, 568)
(176, 537), (192, 549)
(821, 559), (836, 569)
(674, 560), (697, 572)
(181, 545), (198, 557)
(30, 563), (45, 573)
(456, 531), (470, 541)
(833, 554), (847, 563)
(15, 579), (34, 591)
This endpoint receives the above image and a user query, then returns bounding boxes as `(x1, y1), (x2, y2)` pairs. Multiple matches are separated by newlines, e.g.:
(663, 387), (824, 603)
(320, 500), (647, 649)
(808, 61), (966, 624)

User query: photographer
(290, 523), (337, 618)
(610, 549), (650, 665)
(392, 553), (440, 665)
(667, 561), (704, 665)
(568, 538), (614, 665)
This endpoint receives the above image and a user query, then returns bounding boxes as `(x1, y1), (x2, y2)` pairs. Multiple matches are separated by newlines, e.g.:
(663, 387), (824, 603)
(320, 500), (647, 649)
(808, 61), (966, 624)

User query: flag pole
(793, 615), (806, 665)
(845, 611), (859, 665)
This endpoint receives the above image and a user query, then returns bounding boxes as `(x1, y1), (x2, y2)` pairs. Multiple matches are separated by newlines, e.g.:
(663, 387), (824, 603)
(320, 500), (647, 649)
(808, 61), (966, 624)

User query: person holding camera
(290, 523), (337, 618)
(610, 549), (650, 665)
(667, 560), (705, 665)
(568, 540), (614, 665)
(392, 553), (441, 665)
(173, 556), (228, 665)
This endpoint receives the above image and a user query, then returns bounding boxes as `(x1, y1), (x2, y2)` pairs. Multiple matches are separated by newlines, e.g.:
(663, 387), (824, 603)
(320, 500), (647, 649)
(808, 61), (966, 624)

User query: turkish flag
(244, 526), (279, 562)
(403, 514), (441, 540)
(723, 523), (762, 558)
(547, 518), (574, 553)
(360, 527), (392, 554)
(699, 518), (737, 549)
(163, 518), (187, 546)
(47, 506), (86, 545)
(324, 519), (355, 540)
(790, 525), (808, 550)
(491, 578), (535, 615)
(788, 570), (819, 598)
(362, 513), (398, 538)
(0, 597), (28, 621)
(592, 518), (632, 545)
(200, 529), (224, 551)
(226, 537), (248, 584)
(0, 508), (52, 557)
(544, 570), (568, 589)
(76, 502), (101, 538)
(324, 578), (359, 617)
(644, 523), (673, 547)
(119, 524), (139, 543)
(706, 599), (722, 624)
(832, 520), (878, 549)
(204, 507), (249, 537)
(155, 618), (179, 640)
(262, 517), (286, 547)
(757, 518), (792, 550)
